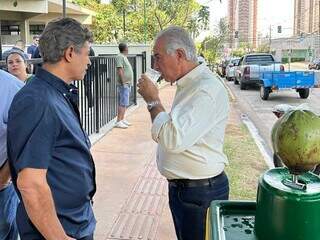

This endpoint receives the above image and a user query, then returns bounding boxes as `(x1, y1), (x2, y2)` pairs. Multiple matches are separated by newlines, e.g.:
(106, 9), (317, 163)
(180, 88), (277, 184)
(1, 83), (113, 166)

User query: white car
(225, 58), (240, 81)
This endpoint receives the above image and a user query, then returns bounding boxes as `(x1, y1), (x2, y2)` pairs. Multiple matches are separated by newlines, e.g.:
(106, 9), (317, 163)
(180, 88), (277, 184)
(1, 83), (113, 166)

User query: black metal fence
(0, 54), (146, 136)
(74, 54), (146, 136)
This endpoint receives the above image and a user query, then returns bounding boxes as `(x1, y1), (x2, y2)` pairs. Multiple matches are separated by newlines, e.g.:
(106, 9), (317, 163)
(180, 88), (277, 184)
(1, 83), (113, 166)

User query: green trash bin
(206, 200), (257, 240)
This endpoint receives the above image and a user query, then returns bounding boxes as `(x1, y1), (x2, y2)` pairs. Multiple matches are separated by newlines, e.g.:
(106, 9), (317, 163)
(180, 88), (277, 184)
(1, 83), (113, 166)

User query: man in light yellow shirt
(138, 26), (230, 240)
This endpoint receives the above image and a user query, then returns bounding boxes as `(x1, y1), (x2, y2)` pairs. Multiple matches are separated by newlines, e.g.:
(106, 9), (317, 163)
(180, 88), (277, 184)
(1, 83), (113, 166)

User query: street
(223, 72), (320, 160)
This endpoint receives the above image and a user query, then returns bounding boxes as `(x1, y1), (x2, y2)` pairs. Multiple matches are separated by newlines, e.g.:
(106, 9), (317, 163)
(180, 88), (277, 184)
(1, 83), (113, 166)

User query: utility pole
(143, 0), (147, 44)
(123, 9), (126, 38)
(269, 25), (272, 53)
(62, 0), (66, 18)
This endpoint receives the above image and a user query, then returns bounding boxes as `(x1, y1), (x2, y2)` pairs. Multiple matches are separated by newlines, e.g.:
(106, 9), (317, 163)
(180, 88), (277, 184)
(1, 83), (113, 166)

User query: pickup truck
(234, 53), (284, 90)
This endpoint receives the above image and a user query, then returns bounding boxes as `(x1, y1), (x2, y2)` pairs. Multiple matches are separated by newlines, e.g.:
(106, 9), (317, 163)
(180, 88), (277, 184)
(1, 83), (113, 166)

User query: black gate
(74, 54), (146, 136)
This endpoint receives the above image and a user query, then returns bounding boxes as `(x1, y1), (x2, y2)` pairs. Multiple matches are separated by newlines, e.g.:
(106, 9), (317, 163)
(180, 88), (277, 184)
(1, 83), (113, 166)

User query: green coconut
(272, 110), (320, 175)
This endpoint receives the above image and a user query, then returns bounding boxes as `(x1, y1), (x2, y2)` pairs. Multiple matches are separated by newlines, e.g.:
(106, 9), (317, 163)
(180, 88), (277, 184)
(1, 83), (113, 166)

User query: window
(29, 25), (45, 35)
(1, 25), (20, 35)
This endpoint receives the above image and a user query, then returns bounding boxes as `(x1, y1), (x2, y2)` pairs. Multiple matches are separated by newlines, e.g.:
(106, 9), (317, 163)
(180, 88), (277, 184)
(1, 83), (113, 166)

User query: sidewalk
(91, 84), (177, 240)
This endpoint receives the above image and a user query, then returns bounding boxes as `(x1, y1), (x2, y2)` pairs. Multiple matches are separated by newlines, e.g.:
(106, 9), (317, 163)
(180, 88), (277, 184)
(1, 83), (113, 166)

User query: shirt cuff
(151, 111), (171, 142)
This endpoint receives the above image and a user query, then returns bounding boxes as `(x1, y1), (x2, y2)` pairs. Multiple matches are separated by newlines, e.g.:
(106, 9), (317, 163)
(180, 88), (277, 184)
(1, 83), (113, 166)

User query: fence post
(133, 57), (137, 105)
(94, 58), (100, 133)
(142, 51), (147, 72)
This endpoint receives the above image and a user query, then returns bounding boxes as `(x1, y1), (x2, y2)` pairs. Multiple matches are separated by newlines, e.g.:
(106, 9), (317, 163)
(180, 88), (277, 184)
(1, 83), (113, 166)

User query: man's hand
(137, 74), (160, 102)
(0, 161), (11, 190)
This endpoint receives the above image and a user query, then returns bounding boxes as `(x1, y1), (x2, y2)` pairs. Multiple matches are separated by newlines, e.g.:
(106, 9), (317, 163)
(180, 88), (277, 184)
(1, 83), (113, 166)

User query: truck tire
(240, 80), (246, 90)
(260, 86), (270, 100)
(298, 88), (309, 99)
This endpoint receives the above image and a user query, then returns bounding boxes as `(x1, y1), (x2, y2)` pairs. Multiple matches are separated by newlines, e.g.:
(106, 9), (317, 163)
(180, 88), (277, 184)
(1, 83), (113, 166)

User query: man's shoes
(122, 120), (132, 126)
(115, 121), (128, 129)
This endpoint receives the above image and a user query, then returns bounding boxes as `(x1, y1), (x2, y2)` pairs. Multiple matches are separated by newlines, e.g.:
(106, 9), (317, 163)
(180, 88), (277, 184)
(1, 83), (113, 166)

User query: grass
(224, 123), (268, 200)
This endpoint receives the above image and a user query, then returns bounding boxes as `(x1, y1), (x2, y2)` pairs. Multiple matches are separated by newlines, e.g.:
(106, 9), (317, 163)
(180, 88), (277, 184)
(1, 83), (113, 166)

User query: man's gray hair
(39, 17), (92, 64)
(155, 26), (197, 63)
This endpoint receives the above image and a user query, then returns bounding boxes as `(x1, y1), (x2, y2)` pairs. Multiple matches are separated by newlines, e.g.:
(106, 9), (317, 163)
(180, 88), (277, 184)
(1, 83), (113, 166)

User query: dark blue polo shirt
(7, 68), (96, 239)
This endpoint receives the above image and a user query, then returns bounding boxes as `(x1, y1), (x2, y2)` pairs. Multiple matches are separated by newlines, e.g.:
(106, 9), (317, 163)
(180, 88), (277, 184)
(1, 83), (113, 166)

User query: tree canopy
(75, 0), (210, 44)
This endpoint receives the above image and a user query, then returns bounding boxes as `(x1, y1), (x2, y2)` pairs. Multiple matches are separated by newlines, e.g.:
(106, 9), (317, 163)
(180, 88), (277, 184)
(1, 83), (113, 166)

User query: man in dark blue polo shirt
(7, 18), (96, 240)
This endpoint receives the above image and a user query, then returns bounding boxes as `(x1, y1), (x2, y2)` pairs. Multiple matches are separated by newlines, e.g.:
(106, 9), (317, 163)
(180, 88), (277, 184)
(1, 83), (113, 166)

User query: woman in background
(6, 51), (33, 83)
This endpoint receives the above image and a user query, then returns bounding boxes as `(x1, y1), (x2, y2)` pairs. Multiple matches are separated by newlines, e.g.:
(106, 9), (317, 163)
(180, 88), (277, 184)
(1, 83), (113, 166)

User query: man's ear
(176, 48), (187, 61)
(64, 46), (75, 63)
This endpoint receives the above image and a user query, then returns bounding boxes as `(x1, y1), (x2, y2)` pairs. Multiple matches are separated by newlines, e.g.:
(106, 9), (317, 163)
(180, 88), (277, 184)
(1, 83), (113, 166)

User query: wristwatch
(147, 101), (160, 111)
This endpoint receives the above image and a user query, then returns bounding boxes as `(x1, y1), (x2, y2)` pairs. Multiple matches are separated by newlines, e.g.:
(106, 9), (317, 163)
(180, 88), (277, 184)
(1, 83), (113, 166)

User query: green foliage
(75, 0), (210, 43)
(199, 18), (229, 64)
(231, 43), (253, 57)
(255, 43), (270, 53)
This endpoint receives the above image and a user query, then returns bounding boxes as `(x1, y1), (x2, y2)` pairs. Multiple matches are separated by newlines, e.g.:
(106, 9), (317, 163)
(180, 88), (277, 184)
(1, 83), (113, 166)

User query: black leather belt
(168, 171), (224, 188)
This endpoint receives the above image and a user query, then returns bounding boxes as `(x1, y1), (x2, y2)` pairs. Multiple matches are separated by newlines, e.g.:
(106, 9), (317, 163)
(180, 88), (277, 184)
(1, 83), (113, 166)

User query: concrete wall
(92, 44), (152, 69)
(0, 0), (48, 14)
(271, 34), (320, 61)
(2, 44), (152, 69)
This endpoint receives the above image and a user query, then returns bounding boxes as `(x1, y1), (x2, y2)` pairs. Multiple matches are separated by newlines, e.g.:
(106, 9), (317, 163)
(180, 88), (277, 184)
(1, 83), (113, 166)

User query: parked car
(308, 58), (320, 70)
(235, 53), (284, 90)
(225, 58), (240, 81)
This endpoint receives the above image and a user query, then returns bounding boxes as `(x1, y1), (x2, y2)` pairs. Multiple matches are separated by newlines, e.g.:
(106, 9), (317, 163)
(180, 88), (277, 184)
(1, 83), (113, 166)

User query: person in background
(197, 53), (207, 65)
(0, 69), (23, 240)
(6, 51), (33, 83)
(138, 26), (230, 240)
(83, 44), (95, 108)
(7, 17), (96, 240)
(115, 42), (134, 129)
(27, 35), (39, 59)
(2, 40), (29, 60)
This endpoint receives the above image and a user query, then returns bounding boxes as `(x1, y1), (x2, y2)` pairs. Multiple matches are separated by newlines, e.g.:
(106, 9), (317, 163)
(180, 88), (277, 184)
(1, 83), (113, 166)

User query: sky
(196, 0), (294, 40)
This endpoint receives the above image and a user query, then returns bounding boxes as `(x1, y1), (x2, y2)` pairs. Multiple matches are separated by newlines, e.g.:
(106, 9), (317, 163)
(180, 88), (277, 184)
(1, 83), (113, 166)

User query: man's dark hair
(39, 17), (92, 64)
(118, 43), (127, 53)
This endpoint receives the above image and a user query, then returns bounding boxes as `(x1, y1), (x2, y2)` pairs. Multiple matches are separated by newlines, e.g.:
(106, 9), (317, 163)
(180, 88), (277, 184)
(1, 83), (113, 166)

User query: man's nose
(154, 62), (160, 71)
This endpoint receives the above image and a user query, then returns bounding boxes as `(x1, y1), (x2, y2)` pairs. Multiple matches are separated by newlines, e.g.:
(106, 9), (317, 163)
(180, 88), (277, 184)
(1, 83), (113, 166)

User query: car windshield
(231, 59), (240, 65)
(245, 55), (274, 64)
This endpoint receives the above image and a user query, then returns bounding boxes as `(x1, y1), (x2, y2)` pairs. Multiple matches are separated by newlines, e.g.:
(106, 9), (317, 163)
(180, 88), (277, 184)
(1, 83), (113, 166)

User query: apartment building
(228, 0), (258, 48)
(294, 0), (320, 35)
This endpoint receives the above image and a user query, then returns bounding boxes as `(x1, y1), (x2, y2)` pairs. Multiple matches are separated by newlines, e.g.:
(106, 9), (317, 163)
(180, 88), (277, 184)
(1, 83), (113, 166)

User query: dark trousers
(168, 172), (229, 240)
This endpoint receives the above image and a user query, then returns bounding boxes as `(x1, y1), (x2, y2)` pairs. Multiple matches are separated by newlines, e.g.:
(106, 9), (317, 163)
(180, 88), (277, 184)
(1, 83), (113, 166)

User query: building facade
(228, 0), (258, 49)
(294, 0), (320, 35)
(0, 0), (95, 45)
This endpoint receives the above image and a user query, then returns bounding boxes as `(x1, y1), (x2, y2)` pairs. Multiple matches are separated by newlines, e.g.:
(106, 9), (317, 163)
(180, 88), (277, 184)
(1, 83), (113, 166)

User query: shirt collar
(35, 67), (76, 96)
(176, 63), (206, 89)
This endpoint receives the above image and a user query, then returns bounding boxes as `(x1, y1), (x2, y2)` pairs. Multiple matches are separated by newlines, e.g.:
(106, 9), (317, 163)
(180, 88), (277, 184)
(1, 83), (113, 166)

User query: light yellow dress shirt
(151, 63), (229, 180)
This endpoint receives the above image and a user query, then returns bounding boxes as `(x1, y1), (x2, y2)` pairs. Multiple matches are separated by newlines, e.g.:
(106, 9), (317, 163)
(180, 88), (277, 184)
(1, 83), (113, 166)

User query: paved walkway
(92, 84), (177, 240)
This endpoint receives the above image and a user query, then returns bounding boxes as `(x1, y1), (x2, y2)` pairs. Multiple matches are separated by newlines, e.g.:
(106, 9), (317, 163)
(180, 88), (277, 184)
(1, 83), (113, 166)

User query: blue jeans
(0, 183), (19, 240)
(168, 172), (229, 240)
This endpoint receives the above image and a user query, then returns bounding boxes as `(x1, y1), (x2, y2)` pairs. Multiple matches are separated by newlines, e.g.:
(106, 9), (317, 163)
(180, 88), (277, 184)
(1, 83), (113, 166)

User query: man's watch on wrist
(147, 101), (160, 111)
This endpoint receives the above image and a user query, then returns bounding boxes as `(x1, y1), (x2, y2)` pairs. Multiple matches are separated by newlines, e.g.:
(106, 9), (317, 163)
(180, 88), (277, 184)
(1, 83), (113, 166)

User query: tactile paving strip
(106, 159), (168, 240)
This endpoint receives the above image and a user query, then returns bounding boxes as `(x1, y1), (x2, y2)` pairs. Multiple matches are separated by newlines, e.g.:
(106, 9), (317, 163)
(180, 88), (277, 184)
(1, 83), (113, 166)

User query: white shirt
(151, 63), (229, 180)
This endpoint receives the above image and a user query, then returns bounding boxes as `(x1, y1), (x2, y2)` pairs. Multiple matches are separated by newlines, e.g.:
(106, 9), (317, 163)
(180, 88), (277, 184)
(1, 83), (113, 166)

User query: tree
(199, 18), (230, 64)
(75, 0), (211, 43)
